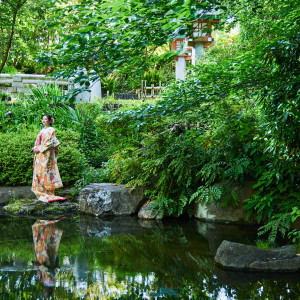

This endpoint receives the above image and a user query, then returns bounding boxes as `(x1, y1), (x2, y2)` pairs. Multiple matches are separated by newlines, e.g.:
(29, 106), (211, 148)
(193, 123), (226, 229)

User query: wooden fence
(141, 80), (164, 99)
(104, 91), (139, 100)
(105, 81), (165, 100)
(0, 74), (73, 96)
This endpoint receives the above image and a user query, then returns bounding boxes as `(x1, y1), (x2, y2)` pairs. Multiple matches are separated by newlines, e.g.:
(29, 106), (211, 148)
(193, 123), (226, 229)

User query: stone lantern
(170, 37), (192, 80)
(187, 15), (220, 65)
(171, 11), (220, 80)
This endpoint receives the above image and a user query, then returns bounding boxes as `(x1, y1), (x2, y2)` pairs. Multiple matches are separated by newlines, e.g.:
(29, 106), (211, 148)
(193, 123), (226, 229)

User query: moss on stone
(4, 199), (35, 212)
(3, 198), (78, 216)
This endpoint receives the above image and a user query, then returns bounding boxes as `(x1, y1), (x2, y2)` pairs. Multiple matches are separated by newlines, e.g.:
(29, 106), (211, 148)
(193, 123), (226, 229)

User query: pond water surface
(0, 214), (299, 299)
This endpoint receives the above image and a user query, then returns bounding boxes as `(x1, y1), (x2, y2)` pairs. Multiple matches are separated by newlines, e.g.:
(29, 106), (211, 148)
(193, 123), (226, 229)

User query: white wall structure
(0, 72), (101, 102)
(74, 86), (90, 102)
(0, 74), (71, 96)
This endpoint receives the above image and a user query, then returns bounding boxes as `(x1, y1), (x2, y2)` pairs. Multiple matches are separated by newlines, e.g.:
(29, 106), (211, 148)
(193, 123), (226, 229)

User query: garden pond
(0, 214), (299, 299)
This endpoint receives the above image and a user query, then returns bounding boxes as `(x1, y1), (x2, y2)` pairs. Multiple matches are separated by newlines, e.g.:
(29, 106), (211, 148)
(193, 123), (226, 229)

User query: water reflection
(32, 218), (64, 298)
(0, 215), (299, 299)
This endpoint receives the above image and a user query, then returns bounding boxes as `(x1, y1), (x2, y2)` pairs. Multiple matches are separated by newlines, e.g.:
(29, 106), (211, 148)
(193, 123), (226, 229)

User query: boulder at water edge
(138, 201), (163, 220)
(214, 240), (300, 272)
(194, 181), (257, 224)
(78, 183), (145, 216)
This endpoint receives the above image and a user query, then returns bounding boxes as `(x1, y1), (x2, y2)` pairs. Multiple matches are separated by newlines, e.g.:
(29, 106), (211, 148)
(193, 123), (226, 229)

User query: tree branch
(0, 0), (27, 73)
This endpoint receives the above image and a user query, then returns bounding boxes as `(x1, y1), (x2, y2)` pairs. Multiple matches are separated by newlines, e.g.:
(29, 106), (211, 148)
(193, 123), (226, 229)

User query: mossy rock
(2, 198), (78, 217)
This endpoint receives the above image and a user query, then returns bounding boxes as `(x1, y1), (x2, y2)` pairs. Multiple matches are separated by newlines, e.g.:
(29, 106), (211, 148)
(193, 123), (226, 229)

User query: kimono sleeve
(39, 128), (60, 153)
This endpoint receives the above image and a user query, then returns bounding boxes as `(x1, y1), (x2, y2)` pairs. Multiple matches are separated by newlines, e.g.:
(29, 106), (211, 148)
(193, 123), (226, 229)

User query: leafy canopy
(39, 0), (219, 80)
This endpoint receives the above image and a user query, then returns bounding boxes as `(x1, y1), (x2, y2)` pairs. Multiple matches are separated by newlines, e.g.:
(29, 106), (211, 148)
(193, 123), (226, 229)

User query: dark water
(0, 214), (299, 299)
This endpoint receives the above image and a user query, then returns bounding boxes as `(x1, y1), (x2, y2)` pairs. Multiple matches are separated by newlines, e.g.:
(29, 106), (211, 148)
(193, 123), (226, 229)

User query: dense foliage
(0, 0), (62, 74)
(0, 129), (85, 186)
(0, 0), (298, 243)
(38, 0), (215, 80)
(72, 0), (299, 242)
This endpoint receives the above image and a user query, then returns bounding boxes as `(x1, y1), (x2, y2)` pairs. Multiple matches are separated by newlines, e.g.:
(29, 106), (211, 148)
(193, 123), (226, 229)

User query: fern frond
(258, 213), (291, 243)
(190, 185), (223, 205)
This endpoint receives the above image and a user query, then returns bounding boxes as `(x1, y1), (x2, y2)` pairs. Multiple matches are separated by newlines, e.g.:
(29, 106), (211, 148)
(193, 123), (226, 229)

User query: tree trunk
(0, 0), (27, 73)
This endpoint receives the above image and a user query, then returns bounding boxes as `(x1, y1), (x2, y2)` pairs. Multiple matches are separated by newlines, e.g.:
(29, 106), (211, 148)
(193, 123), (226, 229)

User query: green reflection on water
(0, 215), (299, 299)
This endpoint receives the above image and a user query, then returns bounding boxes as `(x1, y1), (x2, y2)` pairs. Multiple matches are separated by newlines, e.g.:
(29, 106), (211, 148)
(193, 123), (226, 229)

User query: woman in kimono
(32, 114), (66, 202)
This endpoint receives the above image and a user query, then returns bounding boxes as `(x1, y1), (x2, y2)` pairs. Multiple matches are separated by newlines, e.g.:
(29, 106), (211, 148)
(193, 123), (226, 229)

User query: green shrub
(0, 128), (85, 186)
(55, 130), (86, 185)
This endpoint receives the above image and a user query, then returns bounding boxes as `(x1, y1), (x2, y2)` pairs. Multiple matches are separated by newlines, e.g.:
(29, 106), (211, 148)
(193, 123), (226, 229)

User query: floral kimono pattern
(32, 127), (65, 202)
(32, 220), (63, 287)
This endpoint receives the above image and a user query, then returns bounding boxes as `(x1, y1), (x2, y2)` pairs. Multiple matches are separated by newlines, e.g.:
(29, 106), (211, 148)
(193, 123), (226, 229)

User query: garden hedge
(0, 128), (85, 186)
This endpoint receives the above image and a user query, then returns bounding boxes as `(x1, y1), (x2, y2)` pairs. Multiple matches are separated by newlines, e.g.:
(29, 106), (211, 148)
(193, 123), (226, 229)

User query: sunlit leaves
(38, 0), (218, 79)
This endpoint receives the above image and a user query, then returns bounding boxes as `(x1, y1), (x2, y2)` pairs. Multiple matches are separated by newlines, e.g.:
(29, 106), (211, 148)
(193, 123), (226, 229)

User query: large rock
(0, 186), (35, 205)
(138, 201), (163, 220)
(78, 183), (145, 216)
(194, 181), (257, 224)
(214, 240), (300, 272)
(194, 201), (256, 224)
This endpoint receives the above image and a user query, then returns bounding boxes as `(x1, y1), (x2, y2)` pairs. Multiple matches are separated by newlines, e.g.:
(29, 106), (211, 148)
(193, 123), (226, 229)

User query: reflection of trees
(0, 217), (299, 299)
(84, 225), (210, 285)
(0, 218), (36, 263)
(196, 276), (300, 300)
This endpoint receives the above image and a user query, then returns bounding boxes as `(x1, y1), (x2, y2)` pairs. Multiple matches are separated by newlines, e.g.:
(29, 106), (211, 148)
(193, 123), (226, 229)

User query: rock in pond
(138, 201), (163, 220)
(78, 183), (145, 216)
(214, 240), (300, 272)
(1, 198), (78, 217)
(194, 181), (257, 224)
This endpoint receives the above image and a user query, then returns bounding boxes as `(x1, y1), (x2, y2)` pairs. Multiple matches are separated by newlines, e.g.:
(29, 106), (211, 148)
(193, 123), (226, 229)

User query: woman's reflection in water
(32, 218), (64, 298)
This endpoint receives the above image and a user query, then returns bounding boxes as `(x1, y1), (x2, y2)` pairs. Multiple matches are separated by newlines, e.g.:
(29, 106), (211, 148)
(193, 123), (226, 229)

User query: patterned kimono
(32, 220), (63, 287)
(32, 126), (65, 202)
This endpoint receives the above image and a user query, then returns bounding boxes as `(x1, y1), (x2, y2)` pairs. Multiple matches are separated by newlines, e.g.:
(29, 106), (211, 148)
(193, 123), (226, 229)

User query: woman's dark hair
(43, 114), (54, 125)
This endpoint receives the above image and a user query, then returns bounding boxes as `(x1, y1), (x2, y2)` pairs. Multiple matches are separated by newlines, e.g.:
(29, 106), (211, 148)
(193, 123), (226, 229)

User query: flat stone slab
(214, 240), (300, 272)
(78, 183), (145, 216)
(1, 199), (78, 217)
